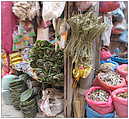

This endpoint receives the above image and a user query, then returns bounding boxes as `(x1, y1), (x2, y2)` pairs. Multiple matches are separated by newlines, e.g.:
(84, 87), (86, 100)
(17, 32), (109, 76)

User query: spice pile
(117, 92), (128, 99)
(88, 89), (109, 102)
(29, 40), (64, 85)
(99, 71), (122, 86)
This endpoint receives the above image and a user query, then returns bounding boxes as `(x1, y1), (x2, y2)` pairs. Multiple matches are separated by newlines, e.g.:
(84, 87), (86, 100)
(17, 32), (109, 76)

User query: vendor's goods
(12, 2), (40, 21)
(86, 104), (115, 118)
(72, 65), (92, 88)
(94, 71), (126, 90)
(12, 22), (35, 51)
(29, 40), (64, 86)
(116, 64), (128, 79)
(111, 87), (128, 118)
(84, 86), (114, 114)
(9, 78), (27, 110)
(1, 50), (8, 66)
(65, 12), (106, 68)
(40, 88), (64, 117)
(111, 55), (128, 64)
(9, 52), (23, 66)
(99, 63), (117, 72)
(20, 89), (38, 118)
(99, 71), (122, 86)
(99, 1), (120, 13)
(42, 2), (65, 22)
(88, 89), (109, 102)
(117, 92), (128, 99)
(100, 47), (112, 60)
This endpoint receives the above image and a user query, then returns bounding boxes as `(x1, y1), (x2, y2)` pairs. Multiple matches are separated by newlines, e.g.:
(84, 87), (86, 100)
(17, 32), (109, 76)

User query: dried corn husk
(65, 12), (106, 68)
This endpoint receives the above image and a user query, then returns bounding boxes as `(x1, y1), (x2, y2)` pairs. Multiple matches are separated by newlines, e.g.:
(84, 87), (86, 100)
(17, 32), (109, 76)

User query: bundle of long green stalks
(65, 12), (106, 67)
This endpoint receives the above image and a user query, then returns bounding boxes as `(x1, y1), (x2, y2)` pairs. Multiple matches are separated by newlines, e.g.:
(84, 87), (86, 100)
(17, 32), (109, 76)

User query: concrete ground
(1, 97), (64, 118)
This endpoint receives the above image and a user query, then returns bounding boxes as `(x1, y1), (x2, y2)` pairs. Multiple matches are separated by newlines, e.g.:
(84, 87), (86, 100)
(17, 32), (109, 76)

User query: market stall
(1, 1), (128, 118)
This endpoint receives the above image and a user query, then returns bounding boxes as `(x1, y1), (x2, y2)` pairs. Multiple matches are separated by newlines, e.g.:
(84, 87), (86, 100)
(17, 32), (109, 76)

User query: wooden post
(64, 2), (101, 118)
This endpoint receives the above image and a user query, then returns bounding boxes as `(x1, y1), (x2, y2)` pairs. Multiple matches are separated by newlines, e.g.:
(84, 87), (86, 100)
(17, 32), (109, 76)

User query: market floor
(1, 97), (64, 118)
(1, 97), (46, 118)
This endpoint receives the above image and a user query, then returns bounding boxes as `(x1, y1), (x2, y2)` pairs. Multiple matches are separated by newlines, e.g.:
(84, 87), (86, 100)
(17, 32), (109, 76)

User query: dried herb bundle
(65, 12), (106, 67)
(29, 40), (64, 85)
(99, 71), (122, 86)
(88, 89), (109, 102)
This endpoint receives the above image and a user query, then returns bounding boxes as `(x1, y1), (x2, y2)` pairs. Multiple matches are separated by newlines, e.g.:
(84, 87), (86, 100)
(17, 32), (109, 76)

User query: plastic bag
(100, 59), (119, 71)
(93, 73), (126, 91)
(100, 47), (112, 60)
(42, 2), (65, 22)
(40, 88), (64, 117)
(84, 86), (114, 114)
(111, 87), (128, 118)
(111, 55), (128, 64)
(86, 104), (115, 118)
(99, 1), (120, 13)
(116, 64), (128, 79)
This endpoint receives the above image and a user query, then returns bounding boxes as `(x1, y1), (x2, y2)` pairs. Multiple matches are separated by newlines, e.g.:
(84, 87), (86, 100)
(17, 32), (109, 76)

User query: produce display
(65, 12), (106, 67)
(29, 40), (64, 85)
(88, 89), (109, 102)
(117, 92), (128, 99)
(1, 1), (128, 118)
(99, 71), (122, 86)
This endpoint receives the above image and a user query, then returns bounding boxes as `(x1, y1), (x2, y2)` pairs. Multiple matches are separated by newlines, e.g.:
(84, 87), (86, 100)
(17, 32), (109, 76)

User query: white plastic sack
(42, 2), (66, 22)
(36, 27), (49, 41)
(101, 15), (113, 46)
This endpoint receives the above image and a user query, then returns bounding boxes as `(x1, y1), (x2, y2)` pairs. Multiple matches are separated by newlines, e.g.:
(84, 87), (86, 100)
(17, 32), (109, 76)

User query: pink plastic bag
(93, 74), (126, 91)
(100, 47), (112, 60)
(116, 64), (128, 79)
(84, 86), (114, 114)
(1, 2), (18, 54)
(111, 87), (128, 118)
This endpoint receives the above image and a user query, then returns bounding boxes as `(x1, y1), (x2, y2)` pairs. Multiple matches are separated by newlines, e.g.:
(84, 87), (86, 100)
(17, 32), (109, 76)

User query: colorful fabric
(1, 2), (18, 54)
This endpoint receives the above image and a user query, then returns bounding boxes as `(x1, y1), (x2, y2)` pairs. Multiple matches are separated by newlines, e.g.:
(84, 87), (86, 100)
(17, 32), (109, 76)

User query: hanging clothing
(1, 1), (18, 54)
(101, 14), (113, 46)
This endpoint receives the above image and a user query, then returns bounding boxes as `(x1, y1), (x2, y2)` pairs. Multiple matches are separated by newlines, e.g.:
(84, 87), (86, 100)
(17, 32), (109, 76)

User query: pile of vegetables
(29, 40), (64, 85)
(65, 12), (106, 68)
(88, 89), (109, 102)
